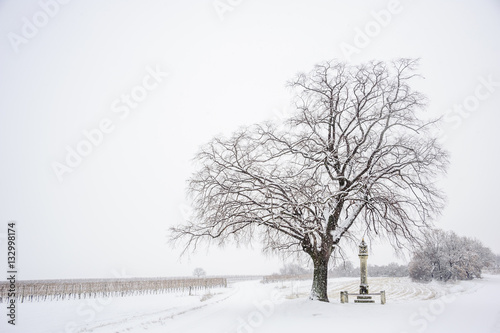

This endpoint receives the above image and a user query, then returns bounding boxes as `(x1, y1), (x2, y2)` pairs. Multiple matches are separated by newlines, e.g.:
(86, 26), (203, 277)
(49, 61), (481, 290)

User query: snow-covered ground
(2, 275), (500, 333)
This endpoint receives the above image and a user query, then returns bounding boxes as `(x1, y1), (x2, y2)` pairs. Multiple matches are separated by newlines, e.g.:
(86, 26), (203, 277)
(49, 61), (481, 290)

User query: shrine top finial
(359, 238), (368, 256)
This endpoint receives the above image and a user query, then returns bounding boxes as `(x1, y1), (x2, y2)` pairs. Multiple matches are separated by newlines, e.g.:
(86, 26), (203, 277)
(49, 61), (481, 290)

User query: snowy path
(2, 275), (500, 333)
(84, 281), (289, 333)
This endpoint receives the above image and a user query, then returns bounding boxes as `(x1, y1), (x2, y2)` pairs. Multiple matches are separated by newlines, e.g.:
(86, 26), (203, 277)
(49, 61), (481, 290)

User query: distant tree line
(278, 261), (408, 278)
(279, 263), (310, 276)
(409, 229), (496, 282)
(328, 261), (408, 278)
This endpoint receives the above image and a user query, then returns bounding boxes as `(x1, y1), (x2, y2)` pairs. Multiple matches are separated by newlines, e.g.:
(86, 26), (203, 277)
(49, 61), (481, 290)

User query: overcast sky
(1, 0), (499, 280)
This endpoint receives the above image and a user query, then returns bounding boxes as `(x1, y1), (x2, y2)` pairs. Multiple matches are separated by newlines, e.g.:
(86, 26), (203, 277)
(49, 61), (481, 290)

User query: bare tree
(192, 267), (206, 278)
(170, 59), (448, 302)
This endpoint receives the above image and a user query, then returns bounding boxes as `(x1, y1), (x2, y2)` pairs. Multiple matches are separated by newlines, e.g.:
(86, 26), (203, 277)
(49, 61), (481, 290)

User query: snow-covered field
(2, 275), (500, 333)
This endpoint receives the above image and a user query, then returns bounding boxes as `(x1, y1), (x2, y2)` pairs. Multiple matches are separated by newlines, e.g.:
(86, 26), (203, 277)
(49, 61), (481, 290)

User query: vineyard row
(0, 277), (227, 303)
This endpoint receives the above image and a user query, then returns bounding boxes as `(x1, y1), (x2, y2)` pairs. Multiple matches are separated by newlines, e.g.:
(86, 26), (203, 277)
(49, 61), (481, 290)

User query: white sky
(0, 0), (499, 280)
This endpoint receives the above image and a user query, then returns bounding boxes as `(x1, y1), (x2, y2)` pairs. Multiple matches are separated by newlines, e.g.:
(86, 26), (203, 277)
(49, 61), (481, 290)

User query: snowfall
(2, 275), (500, 333)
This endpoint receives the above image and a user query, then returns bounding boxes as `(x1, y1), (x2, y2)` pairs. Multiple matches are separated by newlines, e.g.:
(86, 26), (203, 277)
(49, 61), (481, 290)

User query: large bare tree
(170, 59), (448, 302)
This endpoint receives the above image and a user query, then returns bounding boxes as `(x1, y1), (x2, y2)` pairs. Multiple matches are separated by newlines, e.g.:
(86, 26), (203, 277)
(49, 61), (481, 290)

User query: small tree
(171, 59), (448, 301)
(193, 267), (206, 278)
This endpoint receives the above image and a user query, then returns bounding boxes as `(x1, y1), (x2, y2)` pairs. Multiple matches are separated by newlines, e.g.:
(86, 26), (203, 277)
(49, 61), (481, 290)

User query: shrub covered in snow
(409, 229), (495, 282)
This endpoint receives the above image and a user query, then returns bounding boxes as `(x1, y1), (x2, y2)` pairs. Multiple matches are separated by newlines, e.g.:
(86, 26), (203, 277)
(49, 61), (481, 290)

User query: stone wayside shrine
(340, 239), (386, 304)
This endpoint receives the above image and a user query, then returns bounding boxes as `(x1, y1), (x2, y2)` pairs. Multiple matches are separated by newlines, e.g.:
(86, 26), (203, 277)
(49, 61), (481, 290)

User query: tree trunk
(309, 255), (329, 302)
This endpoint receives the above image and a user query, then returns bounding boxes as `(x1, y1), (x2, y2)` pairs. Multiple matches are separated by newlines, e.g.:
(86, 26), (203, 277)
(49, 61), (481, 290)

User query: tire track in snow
(74, 286), (240, 333)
